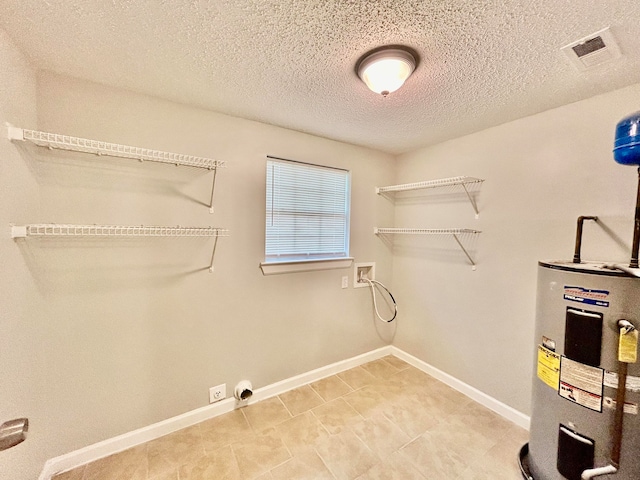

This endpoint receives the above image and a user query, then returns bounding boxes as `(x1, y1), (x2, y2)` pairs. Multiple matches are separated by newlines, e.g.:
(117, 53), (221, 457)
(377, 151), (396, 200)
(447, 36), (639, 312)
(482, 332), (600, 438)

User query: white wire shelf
(374, 228), (480, 235)
(11, 224), (229, 272)
(376, 176), (484, 217)
(7, 126), (225, 213)
(374, 227), (481, 269)
(8, 126), (225, 170)
(11, 224), (228, 238)
(376, 176), (483, 193)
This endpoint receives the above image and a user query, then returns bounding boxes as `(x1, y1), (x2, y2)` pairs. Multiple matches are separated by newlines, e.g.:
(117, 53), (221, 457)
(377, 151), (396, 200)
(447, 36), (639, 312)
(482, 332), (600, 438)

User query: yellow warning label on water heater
(619, 330), (638, 364)
(537, 345), (560, 390)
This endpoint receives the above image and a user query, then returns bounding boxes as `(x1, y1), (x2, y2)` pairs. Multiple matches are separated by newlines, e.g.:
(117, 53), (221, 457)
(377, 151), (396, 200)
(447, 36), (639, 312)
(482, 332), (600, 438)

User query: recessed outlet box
(354, 262), (375, 288)
(209, 384), (226, 404)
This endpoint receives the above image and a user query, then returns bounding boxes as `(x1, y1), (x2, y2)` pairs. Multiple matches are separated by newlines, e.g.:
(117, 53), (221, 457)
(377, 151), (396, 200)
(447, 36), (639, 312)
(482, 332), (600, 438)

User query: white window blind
(265, 157), (350, 263)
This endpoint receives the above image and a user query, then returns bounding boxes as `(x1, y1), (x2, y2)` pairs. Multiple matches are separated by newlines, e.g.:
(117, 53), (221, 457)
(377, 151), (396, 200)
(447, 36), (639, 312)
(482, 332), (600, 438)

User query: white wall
(1, 56), (396, 478)
(393, 83), (640, 414)
(0, 29), (41, 480)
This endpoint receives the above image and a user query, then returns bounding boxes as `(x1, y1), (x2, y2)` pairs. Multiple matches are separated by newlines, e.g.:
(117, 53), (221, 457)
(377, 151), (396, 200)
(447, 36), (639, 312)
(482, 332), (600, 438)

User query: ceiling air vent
(561, 27), (621, 71)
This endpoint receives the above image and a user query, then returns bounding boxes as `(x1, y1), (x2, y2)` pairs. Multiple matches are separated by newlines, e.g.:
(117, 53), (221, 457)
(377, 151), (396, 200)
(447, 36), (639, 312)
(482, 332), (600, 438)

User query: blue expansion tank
(614, 110), (640, 166)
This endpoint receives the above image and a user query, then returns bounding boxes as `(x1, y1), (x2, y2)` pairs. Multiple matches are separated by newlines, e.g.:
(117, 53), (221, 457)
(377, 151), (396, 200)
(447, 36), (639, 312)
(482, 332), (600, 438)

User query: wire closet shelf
(376, 176), (483, 193)
(376, 176), (484, 217)
(7, 126), (225, 213)
(11, 224), (229, 272)
(374, 228), (480, 235)
(374, 228), (481, 269)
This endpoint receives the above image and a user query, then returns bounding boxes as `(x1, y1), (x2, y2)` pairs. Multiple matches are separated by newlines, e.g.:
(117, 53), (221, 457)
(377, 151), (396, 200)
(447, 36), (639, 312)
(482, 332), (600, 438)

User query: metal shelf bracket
(208, 167), (218, 214)
(374, 227), (480, 270)
(376, 176), (484, 218)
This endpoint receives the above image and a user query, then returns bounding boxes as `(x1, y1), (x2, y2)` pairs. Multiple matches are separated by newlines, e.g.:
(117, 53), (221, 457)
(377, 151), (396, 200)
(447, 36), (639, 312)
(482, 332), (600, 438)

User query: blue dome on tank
(614, 111), (640, 166)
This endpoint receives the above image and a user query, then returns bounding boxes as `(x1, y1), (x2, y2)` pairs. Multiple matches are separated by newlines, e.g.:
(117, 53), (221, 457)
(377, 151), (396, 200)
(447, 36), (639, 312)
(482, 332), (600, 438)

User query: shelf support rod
(452, 234), (477, 270)
(208, 168), (218, 214)
(461, 183), (480, 218)
(209, 235), (220, 273)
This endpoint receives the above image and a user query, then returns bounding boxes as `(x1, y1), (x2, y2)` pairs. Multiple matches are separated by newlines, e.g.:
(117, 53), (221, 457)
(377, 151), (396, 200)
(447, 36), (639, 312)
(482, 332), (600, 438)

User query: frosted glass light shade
(357, 48), (416, 96)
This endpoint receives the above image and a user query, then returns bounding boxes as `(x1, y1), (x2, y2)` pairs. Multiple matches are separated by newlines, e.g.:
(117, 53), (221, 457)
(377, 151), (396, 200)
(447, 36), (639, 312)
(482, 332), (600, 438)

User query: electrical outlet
(209, 384), (226, 404)
(341, 276), (348, 288)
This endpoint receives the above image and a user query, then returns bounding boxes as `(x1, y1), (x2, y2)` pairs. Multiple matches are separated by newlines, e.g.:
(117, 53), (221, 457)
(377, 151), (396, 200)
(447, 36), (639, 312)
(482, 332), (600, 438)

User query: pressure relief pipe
(581, 465), (617, 479)
(581, 319), (636, 479)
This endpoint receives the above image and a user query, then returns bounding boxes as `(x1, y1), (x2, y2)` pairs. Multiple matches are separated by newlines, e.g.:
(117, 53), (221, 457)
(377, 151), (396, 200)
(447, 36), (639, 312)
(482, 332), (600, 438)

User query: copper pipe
(581, 322), (632, 479)
(573, 216), (598, 264)
(612, 319), (634, 468)
(611, 360), (627, 468)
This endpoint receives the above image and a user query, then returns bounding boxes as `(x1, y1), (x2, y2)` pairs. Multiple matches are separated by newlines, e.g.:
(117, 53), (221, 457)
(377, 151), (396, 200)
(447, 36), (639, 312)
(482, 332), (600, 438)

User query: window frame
(260, 156), (353, 275)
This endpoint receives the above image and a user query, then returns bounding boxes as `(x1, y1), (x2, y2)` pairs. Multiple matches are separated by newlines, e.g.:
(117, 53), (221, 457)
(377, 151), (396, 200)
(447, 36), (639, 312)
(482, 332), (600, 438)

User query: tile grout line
(275, 394), (295, 419)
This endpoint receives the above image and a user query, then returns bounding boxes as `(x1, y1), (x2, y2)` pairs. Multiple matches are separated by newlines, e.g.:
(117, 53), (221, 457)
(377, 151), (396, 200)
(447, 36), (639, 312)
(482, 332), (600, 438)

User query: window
(262, 156), (352, 273)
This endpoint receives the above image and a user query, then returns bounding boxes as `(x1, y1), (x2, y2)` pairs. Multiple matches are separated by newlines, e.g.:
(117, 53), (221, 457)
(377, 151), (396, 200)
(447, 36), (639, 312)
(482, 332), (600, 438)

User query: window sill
(260, 257), (354, 275)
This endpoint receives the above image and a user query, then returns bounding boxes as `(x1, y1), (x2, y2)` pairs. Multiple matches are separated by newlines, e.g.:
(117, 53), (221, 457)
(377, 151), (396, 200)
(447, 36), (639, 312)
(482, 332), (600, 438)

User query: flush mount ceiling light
(356, 46), (418, 97)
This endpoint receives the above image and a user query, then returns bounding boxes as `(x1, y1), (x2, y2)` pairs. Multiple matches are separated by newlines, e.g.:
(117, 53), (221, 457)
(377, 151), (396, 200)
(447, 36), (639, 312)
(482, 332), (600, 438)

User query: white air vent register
(561, 27), (621, 71)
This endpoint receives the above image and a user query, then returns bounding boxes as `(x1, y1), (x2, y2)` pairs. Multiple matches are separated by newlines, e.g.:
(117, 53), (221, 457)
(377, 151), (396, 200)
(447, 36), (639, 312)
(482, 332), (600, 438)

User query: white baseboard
(245, 346), (393, 405)
(39, 345), (393, 480)
(40, 344), (529, 479)
(390, 346), (531, 430)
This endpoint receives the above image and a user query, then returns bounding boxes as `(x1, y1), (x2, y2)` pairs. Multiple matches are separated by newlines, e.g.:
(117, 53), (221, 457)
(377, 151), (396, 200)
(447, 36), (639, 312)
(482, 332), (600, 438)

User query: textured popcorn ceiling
(1, 1), (640, 154)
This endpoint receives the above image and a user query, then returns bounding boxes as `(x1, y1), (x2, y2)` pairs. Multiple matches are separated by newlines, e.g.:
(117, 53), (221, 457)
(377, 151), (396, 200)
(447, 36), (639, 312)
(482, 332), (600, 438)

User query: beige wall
(0, 29), (40, 480)
(393, 83), (640, 414)
(2, 37), (395, 478)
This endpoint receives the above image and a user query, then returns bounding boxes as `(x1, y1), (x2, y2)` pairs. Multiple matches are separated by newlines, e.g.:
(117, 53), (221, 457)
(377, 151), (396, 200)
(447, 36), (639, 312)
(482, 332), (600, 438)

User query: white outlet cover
(209, 384), (226, 403)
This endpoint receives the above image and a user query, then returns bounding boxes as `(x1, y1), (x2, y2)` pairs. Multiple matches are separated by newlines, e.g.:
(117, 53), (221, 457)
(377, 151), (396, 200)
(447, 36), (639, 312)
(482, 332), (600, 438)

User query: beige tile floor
(52, 356), (528, 480)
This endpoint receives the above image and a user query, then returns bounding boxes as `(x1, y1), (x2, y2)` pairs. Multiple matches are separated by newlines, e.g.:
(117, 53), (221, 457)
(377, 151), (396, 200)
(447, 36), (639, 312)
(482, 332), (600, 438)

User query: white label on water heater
(604, 371), (640, 392)
(563, 286), (610, 307)
(603, 397), (639, 415)
(542, 336), (556, 352)
(559, 356), (604, 412)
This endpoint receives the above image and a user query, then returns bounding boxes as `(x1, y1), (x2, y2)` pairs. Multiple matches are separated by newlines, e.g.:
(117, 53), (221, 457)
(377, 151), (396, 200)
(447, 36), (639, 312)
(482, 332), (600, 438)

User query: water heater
(523, 261), (640, 479)
(520, 112), (640, 480)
